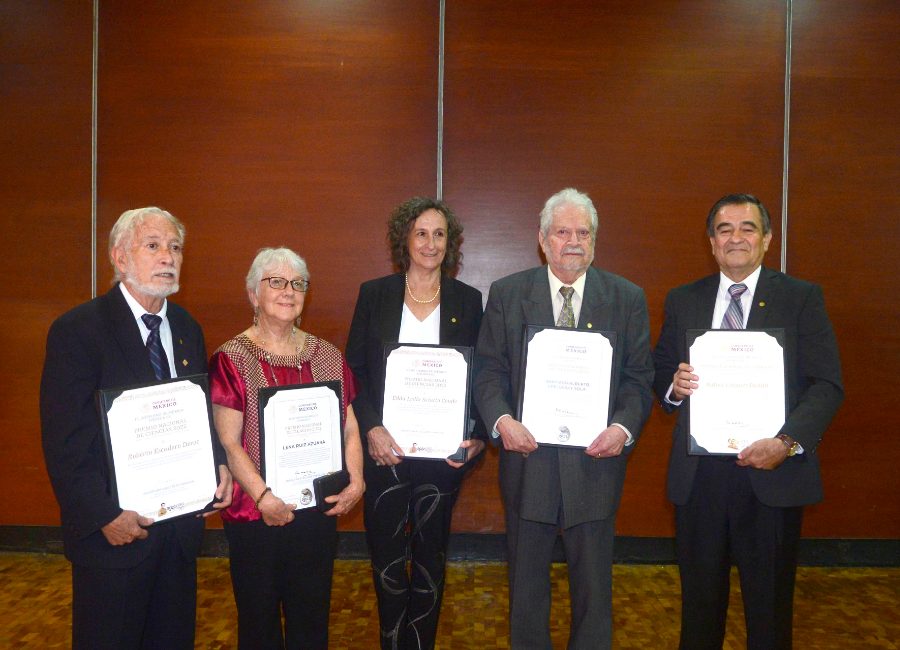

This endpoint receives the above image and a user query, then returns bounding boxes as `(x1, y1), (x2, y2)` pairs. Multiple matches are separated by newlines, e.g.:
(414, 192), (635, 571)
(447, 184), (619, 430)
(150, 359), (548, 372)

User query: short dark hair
(387, 197), (463, 273)
(706, 194), (772, 236)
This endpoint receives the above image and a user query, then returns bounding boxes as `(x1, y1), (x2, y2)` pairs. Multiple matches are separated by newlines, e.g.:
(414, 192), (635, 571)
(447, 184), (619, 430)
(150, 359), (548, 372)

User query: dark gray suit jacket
(652, 267), (844, 507)
(475, 265), (654, 528)
(40, 284), (216, 567)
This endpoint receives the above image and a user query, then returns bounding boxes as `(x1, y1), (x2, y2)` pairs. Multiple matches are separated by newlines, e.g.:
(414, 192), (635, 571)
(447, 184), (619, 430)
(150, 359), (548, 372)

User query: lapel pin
(450, 317), (457, 323)
(179, 338), (184, 344)
(182, 359), (189, 367)
(758, 301), (766, 308)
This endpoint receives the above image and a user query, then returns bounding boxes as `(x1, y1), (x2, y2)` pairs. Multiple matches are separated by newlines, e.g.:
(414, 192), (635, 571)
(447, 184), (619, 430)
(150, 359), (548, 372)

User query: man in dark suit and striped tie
(40, 207), (232, 649)
(652, 194), (844, 649)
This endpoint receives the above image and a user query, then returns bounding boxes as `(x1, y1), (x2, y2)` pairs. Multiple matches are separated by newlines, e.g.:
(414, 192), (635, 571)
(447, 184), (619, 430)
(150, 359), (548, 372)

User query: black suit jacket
(345, 273), (485, 447)
(474, 265), (654, 528)
(652, 267), (844, 507)
(40, 284), (215, 568)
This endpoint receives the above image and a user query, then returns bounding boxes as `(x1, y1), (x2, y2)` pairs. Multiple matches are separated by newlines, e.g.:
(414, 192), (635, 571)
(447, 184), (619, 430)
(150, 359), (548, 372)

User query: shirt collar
(547, 266), (587, 297)
(717, 265), (762, 298)
(118, 281), (168, 320)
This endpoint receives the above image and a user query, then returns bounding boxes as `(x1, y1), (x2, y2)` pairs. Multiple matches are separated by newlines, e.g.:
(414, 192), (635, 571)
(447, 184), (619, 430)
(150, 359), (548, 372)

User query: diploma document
(258, 381), (344, 510)
(97, 375), (219, 522)
(687, 329), (787, 455)
(517, 325), (616, 448)
(381, 344), (473, 461)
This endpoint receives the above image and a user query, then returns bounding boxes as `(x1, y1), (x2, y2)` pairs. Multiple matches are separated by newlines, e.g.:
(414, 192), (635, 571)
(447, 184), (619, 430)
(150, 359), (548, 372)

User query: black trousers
(71, 522), (197, 650)
(363, 459), (466, 650)
(676, 457), (803, 650)
(224, 510), (338, 650)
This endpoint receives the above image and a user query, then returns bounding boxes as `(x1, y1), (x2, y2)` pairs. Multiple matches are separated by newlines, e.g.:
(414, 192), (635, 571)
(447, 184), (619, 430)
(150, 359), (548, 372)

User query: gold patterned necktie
(557, 286), (575, 328)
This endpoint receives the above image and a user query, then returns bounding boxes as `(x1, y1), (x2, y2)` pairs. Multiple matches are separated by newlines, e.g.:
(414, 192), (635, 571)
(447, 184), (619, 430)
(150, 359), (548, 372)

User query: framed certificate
(258, 381), (345, 510)
(516, 325), (616, 448)
(686, 329), (788, 455)
(381, 343), (474, 461)
(97, 374), (220, 523)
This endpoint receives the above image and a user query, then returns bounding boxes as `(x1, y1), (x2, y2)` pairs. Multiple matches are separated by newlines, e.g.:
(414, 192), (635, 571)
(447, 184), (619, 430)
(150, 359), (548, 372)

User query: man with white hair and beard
(41, 207), (231, 649)
(475, 188), (654, 649)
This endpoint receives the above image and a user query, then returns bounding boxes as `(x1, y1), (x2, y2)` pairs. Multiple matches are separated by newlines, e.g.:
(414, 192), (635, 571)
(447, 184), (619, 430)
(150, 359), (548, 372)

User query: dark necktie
(720, 283), (748, 330)
(557, 286), (575, 328)
(141, 313), (171, 379)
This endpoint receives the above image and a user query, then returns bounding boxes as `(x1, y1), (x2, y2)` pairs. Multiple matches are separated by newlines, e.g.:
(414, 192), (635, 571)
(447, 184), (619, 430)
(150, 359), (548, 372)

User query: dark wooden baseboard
(1, 526), (896, 567)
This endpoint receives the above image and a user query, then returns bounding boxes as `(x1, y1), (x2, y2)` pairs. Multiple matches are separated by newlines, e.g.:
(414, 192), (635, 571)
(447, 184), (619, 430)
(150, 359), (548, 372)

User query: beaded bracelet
(254, 486), (272, 509)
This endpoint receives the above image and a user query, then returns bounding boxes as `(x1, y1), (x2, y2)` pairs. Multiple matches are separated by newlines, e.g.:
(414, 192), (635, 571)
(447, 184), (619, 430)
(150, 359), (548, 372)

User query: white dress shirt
(119, 282), (178, 378)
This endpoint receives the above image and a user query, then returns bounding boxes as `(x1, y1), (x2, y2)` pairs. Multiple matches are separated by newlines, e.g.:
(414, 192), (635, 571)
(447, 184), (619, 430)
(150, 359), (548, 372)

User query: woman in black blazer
(346, 197), (485, 650)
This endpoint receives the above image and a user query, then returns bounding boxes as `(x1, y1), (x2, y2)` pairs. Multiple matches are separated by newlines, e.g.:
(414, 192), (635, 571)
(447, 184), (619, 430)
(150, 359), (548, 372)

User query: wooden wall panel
(97, 0), (441, 530)
(787, 0), (900, 538)
(3, 1), (896, 541)
(0, 2), (93, 525)
(443, 0), (787, 535)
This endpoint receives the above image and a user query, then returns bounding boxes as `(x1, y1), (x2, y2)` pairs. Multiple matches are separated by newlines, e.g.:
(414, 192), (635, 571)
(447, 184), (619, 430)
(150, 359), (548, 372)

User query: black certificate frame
(685, 328), (788, 456)
(515, 324), (617, 449)
(257, 380), (346, 510)
(96, 373), (220, 522)
(381, 342), (474, 463)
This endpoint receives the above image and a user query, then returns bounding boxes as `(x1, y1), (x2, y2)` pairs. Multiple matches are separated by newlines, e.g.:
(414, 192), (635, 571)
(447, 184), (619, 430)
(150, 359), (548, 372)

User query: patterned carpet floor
(1, 553), (897, 648)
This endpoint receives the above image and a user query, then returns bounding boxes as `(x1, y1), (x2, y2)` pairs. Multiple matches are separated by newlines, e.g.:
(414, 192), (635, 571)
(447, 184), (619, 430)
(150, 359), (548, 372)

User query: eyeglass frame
(260, 276), (310, 292)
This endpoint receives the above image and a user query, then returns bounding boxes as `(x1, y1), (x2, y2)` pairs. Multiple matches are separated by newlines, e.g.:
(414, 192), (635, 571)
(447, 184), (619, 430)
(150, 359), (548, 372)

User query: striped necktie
(557, 286), (575, 328)
(720, 283), (748, 330)
(141, 313), (171, 380)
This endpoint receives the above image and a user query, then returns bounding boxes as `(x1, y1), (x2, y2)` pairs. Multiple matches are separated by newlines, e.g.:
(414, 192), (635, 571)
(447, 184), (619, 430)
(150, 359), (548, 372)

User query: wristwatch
(775, 433), (800, 457)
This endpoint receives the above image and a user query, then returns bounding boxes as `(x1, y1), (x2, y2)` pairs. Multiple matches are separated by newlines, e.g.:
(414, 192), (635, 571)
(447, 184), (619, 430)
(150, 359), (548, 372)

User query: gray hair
(109, 207), (185, 281)
(245, 247), (309, 298)
(539, 188), (599, 238)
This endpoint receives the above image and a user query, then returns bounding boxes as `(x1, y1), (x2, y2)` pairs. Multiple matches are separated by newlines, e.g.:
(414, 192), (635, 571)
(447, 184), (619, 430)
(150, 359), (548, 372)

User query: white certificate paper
(260, 384), (343, 509)
(103, 378), (217, 522)
(688, 329), (787, 455)
(520, 327), (614, 447)
(382, 345), (471, 460)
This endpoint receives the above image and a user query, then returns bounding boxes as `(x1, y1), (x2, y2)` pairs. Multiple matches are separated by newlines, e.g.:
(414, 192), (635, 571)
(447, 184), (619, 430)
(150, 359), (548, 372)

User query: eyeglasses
(261, 277), (310, 292)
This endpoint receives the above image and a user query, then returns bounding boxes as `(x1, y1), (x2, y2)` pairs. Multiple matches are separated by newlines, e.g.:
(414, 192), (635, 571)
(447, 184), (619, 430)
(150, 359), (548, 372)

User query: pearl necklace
(405, 273), (441, 304)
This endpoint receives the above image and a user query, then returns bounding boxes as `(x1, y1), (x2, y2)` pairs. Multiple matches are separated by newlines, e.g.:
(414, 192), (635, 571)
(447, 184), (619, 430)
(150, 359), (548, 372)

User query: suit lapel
(167, 306), (197, 377)
(379, 274), (405, 344)
(439, 276), (464, 344)
(103, 285), (157, 383)
(747, 267), (776, 329)
(577, 267), (611, 329)
(523, 267), (554, 326)
(694, 274), (719, 329)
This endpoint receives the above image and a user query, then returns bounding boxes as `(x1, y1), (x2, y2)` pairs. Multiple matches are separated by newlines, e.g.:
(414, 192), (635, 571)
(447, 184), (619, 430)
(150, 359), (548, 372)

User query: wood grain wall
(3, 1), (896, 539)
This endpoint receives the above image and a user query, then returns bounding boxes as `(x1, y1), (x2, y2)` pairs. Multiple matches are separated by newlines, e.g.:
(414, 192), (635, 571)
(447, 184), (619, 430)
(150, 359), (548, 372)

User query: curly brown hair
(387, 197), (463, 274)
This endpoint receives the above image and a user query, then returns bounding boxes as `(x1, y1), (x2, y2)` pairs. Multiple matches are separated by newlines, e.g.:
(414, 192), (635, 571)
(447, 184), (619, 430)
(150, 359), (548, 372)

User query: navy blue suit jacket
(40, 285), (215, 567)
(652, 267), (844, 507)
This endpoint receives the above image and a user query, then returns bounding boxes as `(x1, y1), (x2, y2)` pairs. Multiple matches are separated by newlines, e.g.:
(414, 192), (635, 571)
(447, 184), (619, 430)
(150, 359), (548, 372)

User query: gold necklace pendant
(405, 273), (441, 304)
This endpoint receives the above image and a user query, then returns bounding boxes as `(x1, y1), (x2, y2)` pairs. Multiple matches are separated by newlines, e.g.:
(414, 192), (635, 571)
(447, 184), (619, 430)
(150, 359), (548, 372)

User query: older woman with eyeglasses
(209, 247), (364, 650)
